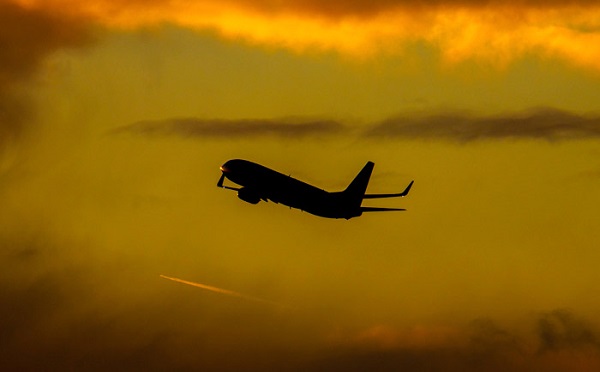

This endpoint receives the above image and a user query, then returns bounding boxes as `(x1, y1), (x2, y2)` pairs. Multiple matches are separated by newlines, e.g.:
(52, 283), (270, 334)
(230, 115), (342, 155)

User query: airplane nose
(221, 160), (241, 174)
(220, 163), (232, 173)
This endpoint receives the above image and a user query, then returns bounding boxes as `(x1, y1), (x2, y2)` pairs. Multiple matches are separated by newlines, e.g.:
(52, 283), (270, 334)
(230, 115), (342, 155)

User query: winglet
(363, 180), (414, 199)
(400, 180), (414, 197)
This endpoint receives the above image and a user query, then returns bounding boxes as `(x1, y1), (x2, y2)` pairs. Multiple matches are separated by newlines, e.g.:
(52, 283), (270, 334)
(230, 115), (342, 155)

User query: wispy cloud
(112, 117), (346, 139)
(115, 108), (600, 143)
(366, 108), (600, 142)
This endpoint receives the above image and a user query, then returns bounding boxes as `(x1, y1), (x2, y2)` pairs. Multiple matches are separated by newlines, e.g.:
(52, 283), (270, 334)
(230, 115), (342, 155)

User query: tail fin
(344, 162), (374, 203)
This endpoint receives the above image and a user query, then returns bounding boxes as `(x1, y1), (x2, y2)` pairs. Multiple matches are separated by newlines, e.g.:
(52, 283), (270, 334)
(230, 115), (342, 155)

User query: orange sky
(9, 0), (600, 70)
(1, 0), (600, 370)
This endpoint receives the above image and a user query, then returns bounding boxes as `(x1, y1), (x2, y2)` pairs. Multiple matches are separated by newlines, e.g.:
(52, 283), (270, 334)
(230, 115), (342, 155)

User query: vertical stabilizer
(344, 162), (374, 205)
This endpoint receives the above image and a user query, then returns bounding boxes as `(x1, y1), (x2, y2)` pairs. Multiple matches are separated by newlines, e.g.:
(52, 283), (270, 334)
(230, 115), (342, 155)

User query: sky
(1, 0), (600, 370)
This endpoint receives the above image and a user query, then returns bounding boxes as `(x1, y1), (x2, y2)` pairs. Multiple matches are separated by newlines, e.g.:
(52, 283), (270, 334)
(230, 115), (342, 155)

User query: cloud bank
(307, 313), (600, 372)
(2, 239), (600, 372)
(8, 0), (600, 71)
(2, 229), (599, 372)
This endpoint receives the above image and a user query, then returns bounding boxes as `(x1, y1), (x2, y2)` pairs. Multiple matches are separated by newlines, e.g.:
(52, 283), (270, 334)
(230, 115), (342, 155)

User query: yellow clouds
(9, 0), (600, 71)
(429, 7), (600, 70)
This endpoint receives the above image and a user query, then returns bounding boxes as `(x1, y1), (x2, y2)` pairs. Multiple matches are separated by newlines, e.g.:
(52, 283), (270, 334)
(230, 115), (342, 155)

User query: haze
(1, 1), (600, 370)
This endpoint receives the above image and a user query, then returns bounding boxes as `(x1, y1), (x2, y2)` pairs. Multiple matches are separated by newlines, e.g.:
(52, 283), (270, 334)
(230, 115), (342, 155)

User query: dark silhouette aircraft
(217, 159), (413, 219)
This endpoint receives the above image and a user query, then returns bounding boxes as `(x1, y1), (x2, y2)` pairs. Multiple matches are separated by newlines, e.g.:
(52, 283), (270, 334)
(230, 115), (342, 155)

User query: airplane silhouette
(217, 159), (413, 219)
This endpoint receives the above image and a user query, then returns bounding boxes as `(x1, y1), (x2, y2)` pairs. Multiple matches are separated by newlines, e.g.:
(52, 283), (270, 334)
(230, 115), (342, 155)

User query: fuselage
(220, 159), (361, 219)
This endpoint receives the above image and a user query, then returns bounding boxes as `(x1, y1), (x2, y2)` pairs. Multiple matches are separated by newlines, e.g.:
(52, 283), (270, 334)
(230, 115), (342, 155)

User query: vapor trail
(159, 274), (284, 307)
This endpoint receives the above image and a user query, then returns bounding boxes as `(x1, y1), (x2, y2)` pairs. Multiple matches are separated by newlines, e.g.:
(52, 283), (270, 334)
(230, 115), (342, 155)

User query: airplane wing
(363, 180), (414, 199)
(360, 207), (406, 212)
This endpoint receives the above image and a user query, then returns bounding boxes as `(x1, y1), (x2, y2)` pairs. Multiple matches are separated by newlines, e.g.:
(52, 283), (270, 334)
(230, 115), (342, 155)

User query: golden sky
(2, 0), (600, 370)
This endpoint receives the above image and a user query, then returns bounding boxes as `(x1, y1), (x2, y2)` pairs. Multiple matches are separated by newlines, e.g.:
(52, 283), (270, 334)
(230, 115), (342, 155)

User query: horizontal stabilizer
(360, 207), (406, 212)
(363, 180), (414, 199)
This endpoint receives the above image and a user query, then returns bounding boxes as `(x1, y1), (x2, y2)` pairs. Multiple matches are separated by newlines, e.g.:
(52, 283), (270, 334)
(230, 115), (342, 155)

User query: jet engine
(237, 187), (261, 204)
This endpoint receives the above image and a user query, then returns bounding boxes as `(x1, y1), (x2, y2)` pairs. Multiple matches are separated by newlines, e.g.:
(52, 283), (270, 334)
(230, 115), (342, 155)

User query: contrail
(160, 274), (284, 307)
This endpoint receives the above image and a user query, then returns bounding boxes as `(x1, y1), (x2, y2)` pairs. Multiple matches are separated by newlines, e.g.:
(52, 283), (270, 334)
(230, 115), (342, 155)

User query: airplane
(217, 159), (413, 219)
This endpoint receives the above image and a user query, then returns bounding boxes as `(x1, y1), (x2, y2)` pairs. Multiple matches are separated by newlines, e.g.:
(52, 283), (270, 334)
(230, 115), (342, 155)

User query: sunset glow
(9, 0), (600, 69)
(2, 0), (600, 370)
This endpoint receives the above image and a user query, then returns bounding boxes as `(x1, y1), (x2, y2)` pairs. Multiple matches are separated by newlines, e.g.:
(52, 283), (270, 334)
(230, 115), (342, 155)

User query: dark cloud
(305, 315), (600, 372)
(0, 232), (309, 371)
(118, 108), (600, 143)
(365, 108), (600, 142)
(468, 318), (524, 364)
(113, 117), (347, 139)
(0, 1), (93, 148)
(537, 309), (600, 352)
